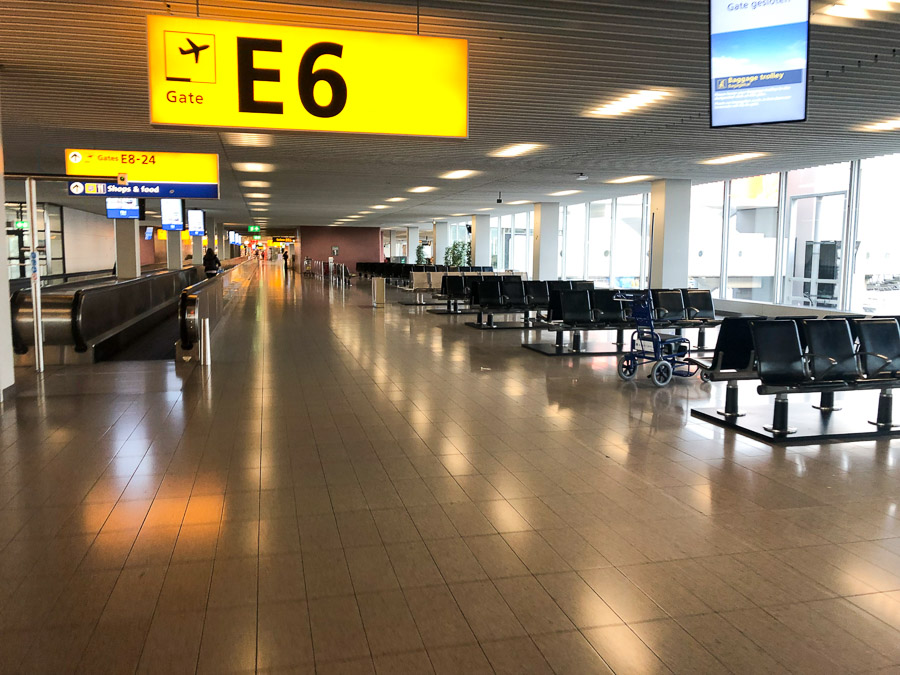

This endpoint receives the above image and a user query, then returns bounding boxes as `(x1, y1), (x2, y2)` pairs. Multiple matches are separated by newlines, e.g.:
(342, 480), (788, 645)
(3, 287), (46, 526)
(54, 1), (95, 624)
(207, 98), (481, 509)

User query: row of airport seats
(751, 317), (900, 434)
(687, 314), (896, 430)
(356, 262), (493, 282)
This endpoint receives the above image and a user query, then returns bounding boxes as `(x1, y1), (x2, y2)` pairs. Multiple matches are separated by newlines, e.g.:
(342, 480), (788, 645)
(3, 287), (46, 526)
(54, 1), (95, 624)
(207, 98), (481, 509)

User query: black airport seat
(690, 317), (757, 376)
(572, 281), (594, 291)
(436, 265), (448, 272)
(524, 281), (549, 310)
(752, 320), (807, 387)
(476, 281), (505, 311)
(558, 291), (597, 327)
(501, 281), (529, 311)
(445, 275), (467, 300)
(548, 280), (572, 293)
(854, 319), (900, 379)
(479, 266), (493, 272)
(590, 289), (625, 323)
(463, 274), (483, 297)
(424, 265), (437, 272)
(681, 289), (717, 321)
(801, 319), (859, 383)
(501, 275), (522, 283)
(413, 265), (425, 272)
(459, 266), (472, 273)
(652, 289), (688, 322)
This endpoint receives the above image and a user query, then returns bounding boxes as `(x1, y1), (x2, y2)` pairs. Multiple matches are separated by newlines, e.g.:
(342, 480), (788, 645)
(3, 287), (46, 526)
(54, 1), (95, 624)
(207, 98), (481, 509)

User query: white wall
(63, 207), (116, 273)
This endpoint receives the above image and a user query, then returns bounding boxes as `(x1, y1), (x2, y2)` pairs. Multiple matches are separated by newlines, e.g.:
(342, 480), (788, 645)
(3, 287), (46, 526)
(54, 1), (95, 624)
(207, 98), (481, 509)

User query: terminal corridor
(1, 263), (900, 673)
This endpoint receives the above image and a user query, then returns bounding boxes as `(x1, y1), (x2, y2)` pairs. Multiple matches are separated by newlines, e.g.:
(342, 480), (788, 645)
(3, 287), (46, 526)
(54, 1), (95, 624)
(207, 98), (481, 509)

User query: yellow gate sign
(147, 16), (468, 137)
(65, 148), (218, 184)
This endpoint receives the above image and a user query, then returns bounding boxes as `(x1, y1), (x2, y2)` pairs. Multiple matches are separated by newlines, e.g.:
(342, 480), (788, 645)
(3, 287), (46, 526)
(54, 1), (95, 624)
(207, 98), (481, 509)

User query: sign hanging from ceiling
(709, 0), (809, 128)
(66, 148), (219, 198)
(146, 15), (468, 137)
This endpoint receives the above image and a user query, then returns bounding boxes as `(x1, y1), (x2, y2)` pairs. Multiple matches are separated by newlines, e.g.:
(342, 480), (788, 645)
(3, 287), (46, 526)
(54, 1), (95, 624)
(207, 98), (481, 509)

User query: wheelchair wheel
(650, 360), (673, 387)
(617, 354), (637, 381)
(699, 370), (711, 383)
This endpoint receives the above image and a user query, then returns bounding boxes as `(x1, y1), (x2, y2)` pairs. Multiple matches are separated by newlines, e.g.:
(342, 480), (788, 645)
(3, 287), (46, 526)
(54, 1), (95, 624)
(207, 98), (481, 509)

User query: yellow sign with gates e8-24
(146, 15), (468, 137)
(65, 148), (219, 184)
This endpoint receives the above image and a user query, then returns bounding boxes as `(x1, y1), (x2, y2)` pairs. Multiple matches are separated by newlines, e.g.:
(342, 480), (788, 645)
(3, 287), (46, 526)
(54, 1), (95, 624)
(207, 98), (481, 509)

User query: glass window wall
(780, 163), (850, 309)
(688, 182), (724, 295)
(611, 194), (645, 288)
(853, 154), (900, 314)
(588, 199), (612, 285)
(725, 174), (779, 302)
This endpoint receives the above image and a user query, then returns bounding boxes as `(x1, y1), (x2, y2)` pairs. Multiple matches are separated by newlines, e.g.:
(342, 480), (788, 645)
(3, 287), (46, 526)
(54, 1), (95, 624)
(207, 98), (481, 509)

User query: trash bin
(372, 277), (385, 307)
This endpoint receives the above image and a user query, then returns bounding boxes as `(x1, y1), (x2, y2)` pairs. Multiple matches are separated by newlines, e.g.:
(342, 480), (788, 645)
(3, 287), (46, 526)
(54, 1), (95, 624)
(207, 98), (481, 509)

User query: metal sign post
(25, 177), (44, 373)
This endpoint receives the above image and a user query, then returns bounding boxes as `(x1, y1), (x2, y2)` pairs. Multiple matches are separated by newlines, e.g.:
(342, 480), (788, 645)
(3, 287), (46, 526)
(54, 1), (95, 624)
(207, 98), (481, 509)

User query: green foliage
(465, 241), (472, 266)
(416, 243), (426, 265)
(443, 241), (469, 267)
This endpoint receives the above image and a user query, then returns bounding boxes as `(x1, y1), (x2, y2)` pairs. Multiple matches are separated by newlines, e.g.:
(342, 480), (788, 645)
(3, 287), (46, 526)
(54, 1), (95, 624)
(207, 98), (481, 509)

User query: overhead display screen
(160, 198), (184, 231)
(106, 197), (140, 219)
(710, 0), (809, 127)
(187, 209), (205, 235)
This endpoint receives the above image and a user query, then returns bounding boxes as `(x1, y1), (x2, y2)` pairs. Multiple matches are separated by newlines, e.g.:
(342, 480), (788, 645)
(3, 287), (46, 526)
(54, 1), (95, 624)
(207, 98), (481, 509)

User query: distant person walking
(202, 247), (220, 279)
(283, 248), (290, 272)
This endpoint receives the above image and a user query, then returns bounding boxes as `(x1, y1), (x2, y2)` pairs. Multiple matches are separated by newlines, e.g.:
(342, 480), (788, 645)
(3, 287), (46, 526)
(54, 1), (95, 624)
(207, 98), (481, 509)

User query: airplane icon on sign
(179, 38), (210, 63)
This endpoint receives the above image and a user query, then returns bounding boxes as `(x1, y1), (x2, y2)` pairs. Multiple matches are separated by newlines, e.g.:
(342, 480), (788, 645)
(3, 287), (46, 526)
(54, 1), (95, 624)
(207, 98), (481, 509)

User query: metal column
(25, 177), (44, 372)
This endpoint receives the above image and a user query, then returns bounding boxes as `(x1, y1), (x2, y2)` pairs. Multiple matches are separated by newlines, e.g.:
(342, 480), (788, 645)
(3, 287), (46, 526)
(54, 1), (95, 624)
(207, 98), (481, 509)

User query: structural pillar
(433, 221), (449, 266)
(389, 229), (402, 261)
(532, 202), (560, 280)
(166, 230), (183, 270)
(215, 221), (226, 259)
(114, 218), (141, 280)
(407, 226), (419, 263)
(649, 179), (691, 289)
(0, 102), (16, 400)
(192, 231), (204, 266)
(470, 215), (491, 268)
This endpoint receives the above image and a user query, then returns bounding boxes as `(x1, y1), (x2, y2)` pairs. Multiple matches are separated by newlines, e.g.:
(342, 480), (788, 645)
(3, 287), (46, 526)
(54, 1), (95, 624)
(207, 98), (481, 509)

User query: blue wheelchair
(615, 291), (699, 387)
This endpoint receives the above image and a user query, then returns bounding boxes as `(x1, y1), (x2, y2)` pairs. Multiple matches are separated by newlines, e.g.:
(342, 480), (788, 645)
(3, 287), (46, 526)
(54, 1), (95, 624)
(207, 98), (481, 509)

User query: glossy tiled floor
(3, 262), (900, 674)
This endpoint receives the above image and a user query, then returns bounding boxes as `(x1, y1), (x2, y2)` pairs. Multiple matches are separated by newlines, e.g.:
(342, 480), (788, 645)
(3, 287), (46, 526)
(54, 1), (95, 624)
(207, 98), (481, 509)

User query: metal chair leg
(764, 393), (796, 435)
(869, 389), (899, 429)
(717, 380), (745, 418)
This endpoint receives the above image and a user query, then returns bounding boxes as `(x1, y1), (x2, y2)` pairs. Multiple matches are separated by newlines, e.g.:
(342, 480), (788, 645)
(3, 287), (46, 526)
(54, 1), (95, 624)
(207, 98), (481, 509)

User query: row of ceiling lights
(225, 91), (773, 228)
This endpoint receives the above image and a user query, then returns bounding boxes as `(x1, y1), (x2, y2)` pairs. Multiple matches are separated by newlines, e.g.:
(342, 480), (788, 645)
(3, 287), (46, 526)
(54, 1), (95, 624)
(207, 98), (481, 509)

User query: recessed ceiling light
(450, 213), (466, 217)
(359, 211), (373, 214)
(857, 118), (900, 132)
(371, 205), (390, 210)
(507, 200), (530, 205)
(823, 3), (870, 18)
(440, 169), (477, 179)
(408, 186), (436, 193)
(587, 90), (672, 117)
(606, 175), (654, 184)
(700, 152), (769, 165)
(347, 215), (362, 219)
(385, 197), (408, 202)
(233, 162), (275, 172)
(222, 133), (274, 147)
(250, 208), (267, 212)
(477, 207), (494, 211)
(490, 143), (543, 158)
(240, 180), (271, 188)
(245, 193), (270, 199)
(549, 190), (582, 197)
(248, 202), (269, 206)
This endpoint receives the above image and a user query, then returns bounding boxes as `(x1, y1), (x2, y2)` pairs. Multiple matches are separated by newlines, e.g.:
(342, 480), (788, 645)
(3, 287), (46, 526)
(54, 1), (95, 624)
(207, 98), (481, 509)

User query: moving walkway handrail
(11, 266), (202, 353)
(179, 257), (252, 349)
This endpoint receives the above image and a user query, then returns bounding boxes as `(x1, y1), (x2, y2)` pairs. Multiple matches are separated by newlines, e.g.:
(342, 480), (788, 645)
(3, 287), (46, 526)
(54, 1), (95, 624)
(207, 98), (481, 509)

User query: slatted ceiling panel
(4, 3), (900, 230)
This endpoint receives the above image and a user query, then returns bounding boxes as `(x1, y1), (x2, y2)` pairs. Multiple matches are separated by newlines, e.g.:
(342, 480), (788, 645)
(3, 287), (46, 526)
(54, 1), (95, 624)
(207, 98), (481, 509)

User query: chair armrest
(685, 305), (700, 319)
(857, 351), (897, 375)
(500, 295), (509, 304)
